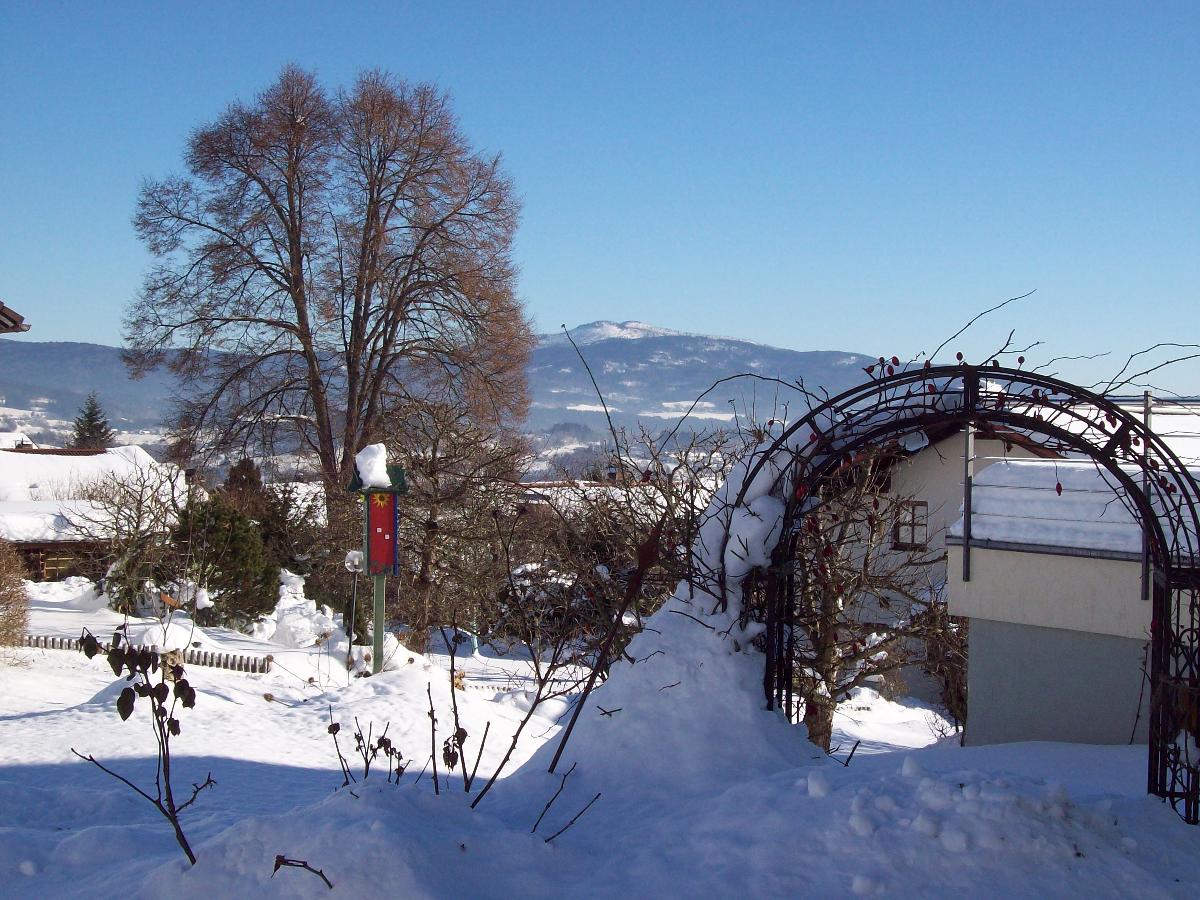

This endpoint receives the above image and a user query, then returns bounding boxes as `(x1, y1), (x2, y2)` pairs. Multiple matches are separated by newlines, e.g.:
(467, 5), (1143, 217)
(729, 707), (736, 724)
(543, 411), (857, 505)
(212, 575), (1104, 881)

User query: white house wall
(885, 434), (1036, 583)
(947, 545), (1148, 640)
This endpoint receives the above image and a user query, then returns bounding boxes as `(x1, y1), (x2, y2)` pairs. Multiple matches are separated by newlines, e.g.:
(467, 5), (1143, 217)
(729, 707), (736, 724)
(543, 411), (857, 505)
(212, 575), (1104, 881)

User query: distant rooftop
(0, 302), (29, 334)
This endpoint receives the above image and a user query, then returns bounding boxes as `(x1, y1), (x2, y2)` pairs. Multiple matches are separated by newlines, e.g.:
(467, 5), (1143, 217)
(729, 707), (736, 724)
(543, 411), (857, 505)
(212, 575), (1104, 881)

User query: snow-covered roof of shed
(948, 458), (1200, 556)
(0, 446), (186, 543)
(0, 446), (171, 502)
(0, 499), (109, 543)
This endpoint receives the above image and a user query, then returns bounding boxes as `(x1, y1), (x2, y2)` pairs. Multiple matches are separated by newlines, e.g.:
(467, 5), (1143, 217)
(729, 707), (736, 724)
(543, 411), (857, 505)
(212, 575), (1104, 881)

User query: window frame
(892, 499), (929, 551)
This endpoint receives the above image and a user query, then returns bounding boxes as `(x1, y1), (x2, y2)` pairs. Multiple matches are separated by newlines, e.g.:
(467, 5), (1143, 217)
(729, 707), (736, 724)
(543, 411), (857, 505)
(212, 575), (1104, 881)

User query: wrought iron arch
(728, 364), (1200, 822)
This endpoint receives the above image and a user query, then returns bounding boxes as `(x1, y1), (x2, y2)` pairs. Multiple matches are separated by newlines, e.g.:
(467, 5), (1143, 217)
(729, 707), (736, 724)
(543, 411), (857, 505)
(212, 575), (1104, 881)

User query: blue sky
(1, 2), (1196, 388)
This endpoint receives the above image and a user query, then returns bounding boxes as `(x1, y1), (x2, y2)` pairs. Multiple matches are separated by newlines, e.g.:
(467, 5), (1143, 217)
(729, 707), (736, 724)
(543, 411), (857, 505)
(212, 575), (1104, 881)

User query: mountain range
(0, 323), (873, 437)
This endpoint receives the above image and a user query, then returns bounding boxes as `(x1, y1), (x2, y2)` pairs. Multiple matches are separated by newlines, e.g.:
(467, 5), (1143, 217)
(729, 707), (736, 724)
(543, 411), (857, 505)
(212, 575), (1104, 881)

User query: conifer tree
(70, 393), (117, 449)
(173, 496), (278, 626)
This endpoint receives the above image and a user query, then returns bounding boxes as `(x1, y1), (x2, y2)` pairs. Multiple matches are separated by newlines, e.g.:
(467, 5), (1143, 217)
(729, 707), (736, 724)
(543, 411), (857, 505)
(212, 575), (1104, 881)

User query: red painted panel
(366, 493), (398, 575)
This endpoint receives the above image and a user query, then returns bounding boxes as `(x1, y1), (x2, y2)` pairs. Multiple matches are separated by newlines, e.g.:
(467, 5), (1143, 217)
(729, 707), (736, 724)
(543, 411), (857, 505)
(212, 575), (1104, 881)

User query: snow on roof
(0, 432), (34, 450)
(0, 446), (185, 543)
(0, 499), (108, 543)
(982, 391), (1200, 466)
(1134, 405), (1200, 467)
(948, 458), (1200, 556)
(0, 445), (165, 501)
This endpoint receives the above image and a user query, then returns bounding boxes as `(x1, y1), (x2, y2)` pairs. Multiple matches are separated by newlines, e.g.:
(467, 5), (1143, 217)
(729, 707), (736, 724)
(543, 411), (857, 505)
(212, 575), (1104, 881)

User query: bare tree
(126, 66), (532, 503)
(787, 447), (948, 750)
(67, 465), (191, 614)
(383, 391), (530, 646)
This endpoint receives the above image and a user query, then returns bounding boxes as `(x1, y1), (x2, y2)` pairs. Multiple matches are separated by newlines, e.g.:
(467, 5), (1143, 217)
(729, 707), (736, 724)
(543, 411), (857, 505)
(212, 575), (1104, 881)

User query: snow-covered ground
(2, 575), (1198, 898)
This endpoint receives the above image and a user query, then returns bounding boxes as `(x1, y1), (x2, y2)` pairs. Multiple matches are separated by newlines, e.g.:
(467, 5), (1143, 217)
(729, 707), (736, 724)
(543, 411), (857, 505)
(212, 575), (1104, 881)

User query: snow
(566, 403), (618, 413)
(539, 320), (768, 349)
(246, 571), (344, 652)
(637, 409), (737, 421)
(900, 429), (930, 452)
(0, 431), (34, 449)
(542, 320), (688, 345)
(948, 458), (1200, 555)
(354, 443), (391, 489)
(0, 446), (187, 542)
(5, 485), (1200, 899)
(0, 445), (170, 501)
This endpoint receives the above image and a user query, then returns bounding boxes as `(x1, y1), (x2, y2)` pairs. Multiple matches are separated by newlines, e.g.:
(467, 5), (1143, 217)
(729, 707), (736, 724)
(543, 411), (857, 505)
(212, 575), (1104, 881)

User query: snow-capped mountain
(538, 320), (748, 347)
(527, 320), (872, 431)
(0, 324), (873, 437)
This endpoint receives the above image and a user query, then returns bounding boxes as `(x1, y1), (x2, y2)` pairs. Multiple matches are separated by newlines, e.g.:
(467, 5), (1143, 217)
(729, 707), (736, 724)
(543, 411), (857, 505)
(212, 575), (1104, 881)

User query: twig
(544, 792), (602, 843)
(562, 326), (626, 465)
(467, 721), (491, 791)
(413, 755), (432, 788)
(71, 749), (156, 805)
(327, 705), (355, 786)
(666, 609), (717, 632)
(531, 761), (577, 833)
(842, 740), (861, 767)
(926, 289), (1036, 364)
(426, 682), (440, 796)
(471, 700), (541, 809)
(176, 772), (216, 813)
(440, 626), (472, 792)
(272, 855), (334, 890)
(547, 517), (667, 774)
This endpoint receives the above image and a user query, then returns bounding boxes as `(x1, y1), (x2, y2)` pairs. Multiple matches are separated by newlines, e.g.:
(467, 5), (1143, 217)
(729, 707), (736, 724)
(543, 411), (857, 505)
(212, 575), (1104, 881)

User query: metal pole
(1141, 390), (1152, 603)
(372, 575), (386, 675)
(962, 421), (975, 582)
(347, 573), (358, 677)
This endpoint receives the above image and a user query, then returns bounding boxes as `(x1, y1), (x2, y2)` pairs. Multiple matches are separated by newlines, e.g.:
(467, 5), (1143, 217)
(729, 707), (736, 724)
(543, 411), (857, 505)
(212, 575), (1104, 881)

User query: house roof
(948, 458), (1200, 557)
(0, 433), (35, 450)
(0, 302), (29, 333)
(0, 445), (187, 543)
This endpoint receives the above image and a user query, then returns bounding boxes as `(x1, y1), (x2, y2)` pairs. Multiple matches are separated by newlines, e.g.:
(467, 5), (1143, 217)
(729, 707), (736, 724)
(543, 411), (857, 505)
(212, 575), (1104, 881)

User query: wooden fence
(22, 634), (272, 674)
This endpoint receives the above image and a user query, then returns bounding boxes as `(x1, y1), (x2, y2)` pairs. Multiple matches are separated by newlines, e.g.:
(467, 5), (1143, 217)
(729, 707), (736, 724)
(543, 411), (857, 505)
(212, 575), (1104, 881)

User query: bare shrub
(0, 540), (29, 646)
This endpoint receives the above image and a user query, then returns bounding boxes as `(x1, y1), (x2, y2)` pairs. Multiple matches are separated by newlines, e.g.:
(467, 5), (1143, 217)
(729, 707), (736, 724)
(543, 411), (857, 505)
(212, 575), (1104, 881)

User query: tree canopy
(125, 66), (532, 492)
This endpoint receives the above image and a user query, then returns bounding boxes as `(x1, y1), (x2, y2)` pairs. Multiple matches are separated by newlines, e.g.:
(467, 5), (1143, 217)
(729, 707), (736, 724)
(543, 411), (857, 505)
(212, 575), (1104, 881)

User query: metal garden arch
(727, 364), (1200, 823)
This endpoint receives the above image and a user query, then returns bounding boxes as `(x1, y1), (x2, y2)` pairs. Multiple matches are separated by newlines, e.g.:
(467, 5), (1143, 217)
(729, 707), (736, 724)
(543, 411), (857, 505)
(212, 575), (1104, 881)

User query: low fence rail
(21, 634), (272, 674)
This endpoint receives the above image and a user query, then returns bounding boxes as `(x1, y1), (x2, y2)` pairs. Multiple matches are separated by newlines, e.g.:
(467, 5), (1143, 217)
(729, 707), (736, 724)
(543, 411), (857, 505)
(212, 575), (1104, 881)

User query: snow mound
(510, 440), (815, 803)
(249, 571), (345, 653)
(123, 616), (205, 651)
(24, 576), (107, 612)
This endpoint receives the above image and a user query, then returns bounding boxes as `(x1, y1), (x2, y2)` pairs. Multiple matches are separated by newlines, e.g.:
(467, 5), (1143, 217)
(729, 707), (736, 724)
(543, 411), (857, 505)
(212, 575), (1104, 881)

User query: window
(893, 500), (929, 550)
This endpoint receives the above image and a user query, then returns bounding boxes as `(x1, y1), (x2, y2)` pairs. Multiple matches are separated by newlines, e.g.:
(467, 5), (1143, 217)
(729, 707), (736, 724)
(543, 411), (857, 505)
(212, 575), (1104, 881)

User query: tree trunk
(803, 691), (837, 752)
